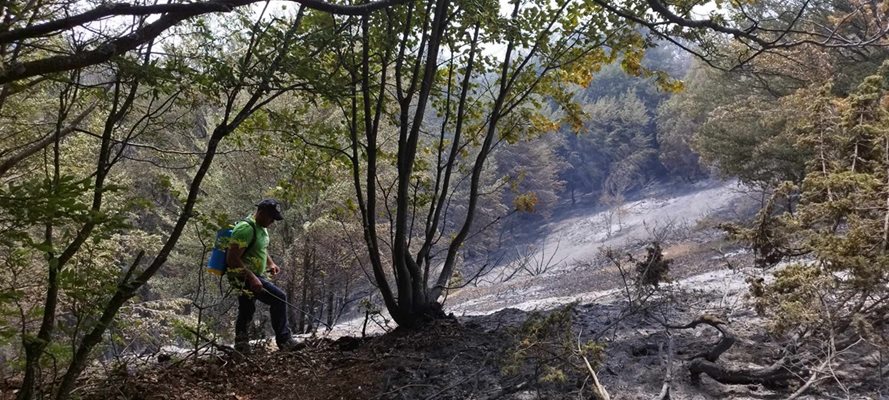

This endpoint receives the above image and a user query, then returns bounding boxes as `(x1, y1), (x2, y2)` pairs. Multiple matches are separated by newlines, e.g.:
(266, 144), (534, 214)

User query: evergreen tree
(729, 62), (889, 344)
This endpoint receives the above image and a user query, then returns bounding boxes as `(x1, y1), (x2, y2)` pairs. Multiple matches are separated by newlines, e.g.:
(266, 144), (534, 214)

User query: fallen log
(688, 356), (799, 388)
(668, 315), (804, 389)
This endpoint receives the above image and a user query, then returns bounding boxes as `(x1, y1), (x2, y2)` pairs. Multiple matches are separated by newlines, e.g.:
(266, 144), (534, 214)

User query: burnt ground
(77, 285), (887, 400)
(32, 183), (887, 400)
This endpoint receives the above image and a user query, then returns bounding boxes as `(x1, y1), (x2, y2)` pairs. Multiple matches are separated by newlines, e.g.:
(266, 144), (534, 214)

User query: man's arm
(227, 243), (263, 292)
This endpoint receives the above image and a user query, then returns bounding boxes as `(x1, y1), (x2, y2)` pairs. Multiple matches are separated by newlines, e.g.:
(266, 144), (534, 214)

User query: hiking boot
(277, 337), (305, 352)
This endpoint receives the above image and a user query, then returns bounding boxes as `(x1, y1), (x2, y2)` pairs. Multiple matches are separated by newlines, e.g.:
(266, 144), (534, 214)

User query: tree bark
(669, 316), (803, 389)
(326, 289), (335, 328)
(18, 259), (59, 400)
(298, 244), (312, 333)
(688, 357), (799, 388)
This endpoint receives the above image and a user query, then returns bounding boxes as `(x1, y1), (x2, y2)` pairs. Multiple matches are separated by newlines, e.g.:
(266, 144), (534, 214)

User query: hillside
(329, 180), (752, 333)
(448, 180), (749, 315)
(5, 1), (889, 399)
(69, 182), (886, 399)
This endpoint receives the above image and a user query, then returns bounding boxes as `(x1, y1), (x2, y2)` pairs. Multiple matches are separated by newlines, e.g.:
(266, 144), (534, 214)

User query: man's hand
(268, 263), (280, 276)
(248, 275), (264, 293)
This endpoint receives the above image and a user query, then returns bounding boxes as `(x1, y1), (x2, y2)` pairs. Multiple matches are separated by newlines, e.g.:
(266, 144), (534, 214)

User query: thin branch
(0, 95), (103, 176)
(0, 0), (410, 44)
(0, 0), (410, 84)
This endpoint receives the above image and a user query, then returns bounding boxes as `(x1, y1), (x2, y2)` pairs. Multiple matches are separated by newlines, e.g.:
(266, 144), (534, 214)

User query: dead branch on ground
(667, 315), (802, 388)
(651, 336), (674, 400)
(577, 334), (610, 400)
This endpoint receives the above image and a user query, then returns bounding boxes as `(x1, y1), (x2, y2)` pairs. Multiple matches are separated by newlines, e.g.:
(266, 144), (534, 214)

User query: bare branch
(0, 91), (103, 177)
(0, 0), (410, 84)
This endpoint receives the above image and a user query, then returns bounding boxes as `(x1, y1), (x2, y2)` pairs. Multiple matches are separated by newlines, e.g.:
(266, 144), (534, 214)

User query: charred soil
(80, 286), (886, 400)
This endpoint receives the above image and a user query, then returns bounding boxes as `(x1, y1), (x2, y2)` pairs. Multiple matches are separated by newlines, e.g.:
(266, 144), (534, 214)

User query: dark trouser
(235, 276), (292, 347)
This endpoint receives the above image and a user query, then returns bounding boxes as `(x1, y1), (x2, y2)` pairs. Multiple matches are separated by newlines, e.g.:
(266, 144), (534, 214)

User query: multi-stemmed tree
(324, 0), (889, 327)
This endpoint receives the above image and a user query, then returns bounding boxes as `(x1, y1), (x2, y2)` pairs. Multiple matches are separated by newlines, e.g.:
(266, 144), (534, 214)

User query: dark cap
(256, 199), (284, 221)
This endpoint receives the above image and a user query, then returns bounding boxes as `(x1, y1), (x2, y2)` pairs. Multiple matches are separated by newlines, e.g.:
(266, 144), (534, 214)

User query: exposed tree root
(669, 315), (804, 389)
(688, 357), (799, 388)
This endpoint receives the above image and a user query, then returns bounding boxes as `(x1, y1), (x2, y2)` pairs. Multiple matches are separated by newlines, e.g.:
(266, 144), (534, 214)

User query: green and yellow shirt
(227, 216), (270, 278)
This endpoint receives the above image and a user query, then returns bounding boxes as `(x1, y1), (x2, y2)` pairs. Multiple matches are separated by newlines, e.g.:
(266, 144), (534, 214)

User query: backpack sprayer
(207, 219), (257, 276)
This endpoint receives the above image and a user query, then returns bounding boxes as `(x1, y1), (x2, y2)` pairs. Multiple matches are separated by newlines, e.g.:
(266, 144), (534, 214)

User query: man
(227, 199), (298, 353)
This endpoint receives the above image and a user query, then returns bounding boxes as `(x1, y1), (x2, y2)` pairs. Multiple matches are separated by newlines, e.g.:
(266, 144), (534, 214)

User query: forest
(1, 0), (888, 399)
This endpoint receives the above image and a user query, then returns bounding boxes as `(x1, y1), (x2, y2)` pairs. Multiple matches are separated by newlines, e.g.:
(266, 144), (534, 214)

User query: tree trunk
(306, 259), (318, 333)
(18, 260), (59, 400)
(315, 284), (325, 330)
(286, 267), (298, 332)
(326, 289), (335, 327)
(298, 245), (312, 333)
